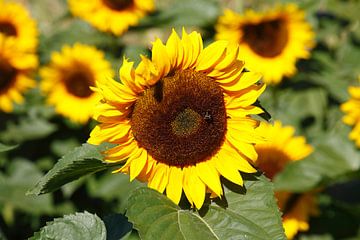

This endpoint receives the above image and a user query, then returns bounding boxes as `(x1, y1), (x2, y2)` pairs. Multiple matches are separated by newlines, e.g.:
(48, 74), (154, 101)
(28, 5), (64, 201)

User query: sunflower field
(0, 0), (360, 239)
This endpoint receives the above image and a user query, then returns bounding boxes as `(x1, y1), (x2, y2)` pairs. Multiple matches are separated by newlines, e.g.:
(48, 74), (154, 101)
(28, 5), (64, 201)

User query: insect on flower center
(0, 22), (17, 36)
(102, 0), (133, 11)
(131, 69), (227, 168)
(0, 58), (17, 93)
(64, 67), (94, 98)
(242, 18), (289, 58)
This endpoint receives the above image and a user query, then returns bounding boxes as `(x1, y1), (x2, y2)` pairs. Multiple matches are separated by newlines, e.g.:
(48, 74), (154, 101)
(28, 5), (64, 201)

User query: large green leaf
(28, 143), (121, 195)
(30, 212), (106, 240)
(274, 128), (360, 192)
(126, 175), (286, 240)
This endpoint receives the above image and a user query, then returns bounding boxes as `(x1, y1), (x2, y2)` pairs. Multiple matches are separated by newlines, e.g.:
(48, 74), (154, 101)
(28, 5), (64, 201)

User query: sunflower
(215, 4), (315, 85)
(40, 43), (114, 124)
(68, 0), (154, 36)
(255, 121), (316, 239)
(341, 83), (360, 147)
(88, 29), (267, 209)
(0, 35), (37, 112)
(0, 1), (38, 52)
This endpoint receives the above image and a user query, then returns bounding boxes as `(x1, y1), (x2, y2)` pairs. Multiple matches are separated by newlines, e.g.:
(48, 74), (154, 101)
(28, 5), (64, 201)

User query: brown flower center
(131, 69), (227, 168)
(255, 147), (290, 179)
(242, 18), (289, 58)
(102, 0), (133, 11)
(0, 58), (17, 94)
(0, 22), (17, 36)
(64, 67), (94, 98)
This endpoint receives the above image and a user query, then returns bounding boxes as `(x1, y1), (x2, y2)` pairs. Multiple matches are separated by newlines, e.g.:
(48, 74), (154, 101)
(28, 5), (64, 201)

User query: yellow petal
(195, 161), (223, 197)
(195, 40), (228, 72)
(214, 153), (243, 186)
(129, 149), (148, 181)
(152, 38), (171, 78)
(166, 166), (183, 204)
(148, 163), (169, 193)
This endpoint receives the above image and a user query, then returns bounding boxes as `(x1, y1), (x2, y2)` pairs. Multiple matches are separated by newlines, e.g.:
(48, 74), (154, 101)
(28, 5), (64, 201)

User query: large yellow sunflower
(88, 29), (267, 209)
(341, 83), (360, 147)
(255, 121), (316, 239)
(40, 43), (114, 124)
(0, 1), (38, 52)
(0, 35), (37, 112)
(68, 0), (154, 36)
(215, 4), (315, 85)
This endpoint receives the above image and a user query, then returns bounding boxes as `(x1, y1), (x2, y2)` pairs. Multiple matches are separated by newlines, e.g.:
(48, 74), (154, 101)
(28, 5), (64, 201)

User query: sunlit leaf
(126, 175), (286, 240)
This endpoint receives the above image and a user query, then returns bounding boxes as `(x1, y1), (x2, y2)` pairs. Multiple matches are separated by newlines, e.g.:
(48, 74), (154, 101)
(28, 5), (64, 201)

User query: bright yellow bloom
(88, 29), (267, 209)
(255, 121), (316, 239)
(215, 4), (314, 85)
(40, 43), (114, 124)
(341, 83), (360, 147)
(68, 0), (154, 36)
(0, 36), (38, 112)
(0, 1), (38, 52)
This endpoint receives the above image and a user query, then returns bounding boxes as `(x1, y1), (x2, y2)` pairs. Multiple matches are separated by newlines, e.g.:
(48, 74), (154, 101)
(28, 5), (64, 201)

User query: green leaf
(87, 173), (144, 213)
(0, 143), (18, 153)
(0, 117), (57, 143)
(30, 211), (106, 240)
(126, 175), (286, 240)
(139, 0), (219, 28)
(0, 159), (54, 216)
(28, 143), (121, 195)
(274, 128), (360, 192)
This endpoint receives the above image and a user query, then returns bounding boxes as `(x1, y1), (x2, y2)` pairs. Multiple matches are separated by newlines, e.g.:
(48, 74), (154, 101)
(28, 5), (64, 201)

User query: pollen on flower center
(0, 59), (17, 93)
(131, 69), (227, 167)
(0, 22), (17, 36)
(64, 69), (94, 98)
(102, 0), (133, 11)
(242, 18), (288, 58)
(171, 108), (202, 137)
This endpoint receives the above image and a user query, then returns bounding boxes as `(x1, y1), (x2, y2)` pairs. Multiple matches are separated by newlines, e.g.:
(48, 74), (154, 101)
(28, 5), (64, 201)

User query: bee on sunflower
(88, 29), (267, 209)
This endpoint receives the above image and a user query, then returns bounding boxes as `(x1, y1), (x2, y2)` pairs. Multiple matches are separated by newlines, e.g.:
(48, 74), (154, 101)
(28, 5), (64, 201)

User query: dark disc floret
(102, 0), (133, 11)
(0, 22), (17, 37)
(64, 67), (94, 98)
(242, 18), (289, 58)
(131, 69), (227, 167)
(0, 59), (17, 94)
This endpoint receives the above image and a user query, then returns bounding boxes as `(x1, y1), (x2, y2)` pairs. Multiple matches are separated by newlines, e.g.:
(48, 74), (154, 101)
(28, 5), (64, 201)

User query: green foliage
(126, 175), (286, 240)
(0, 143), (17, 153)
(30, 212), (106, 240)
(0, 160), (54, 218)
(28, 143), (121, 195)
